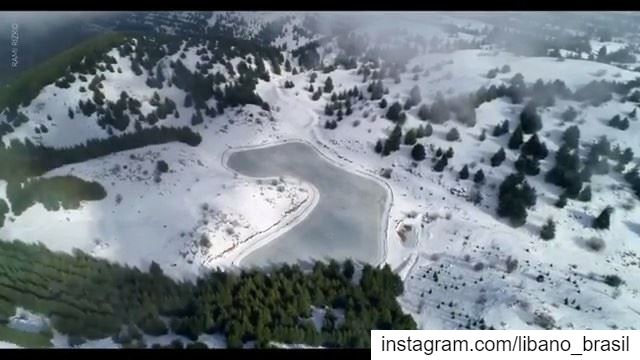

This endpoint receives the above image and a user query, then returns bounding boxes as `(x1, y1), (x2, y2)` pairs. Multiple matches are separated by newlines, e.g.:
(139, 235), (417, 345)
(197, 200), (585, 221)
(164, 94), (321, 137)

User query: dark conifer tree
(555, 193), (568, 208)
(444, 147), (454, 159)
(563, 125), (580, 149)
(324, 77), (334, 93)
(497, 172), (536, 227)
(459, 165), (470, 180)
(490, 147), (506, 167)
(404, 129), (417, 145)
(424, 124), (433, 137)
(386, 102), (403, 122)
(521, 133), (548, 160)
(446, 127), (460, 141)
(578, 185), (592, 202)
(383, 125), (402, 156)
(417, 104), (430, 121)
(540, 218), (556, 240)
(508, 125), (524, 149)
(406, 85), (421, 108)
(593, 206), (613, 230)
(411, 143), (426, 161)
(562, 106), (578, 122)
(520, 101), (542, 134)
(374, 139), (383, 154)
(184, 94), (193, 108)
(515, 155), (540, 176)
(433, 156), (448, 172)
(473, 169), (485, 184)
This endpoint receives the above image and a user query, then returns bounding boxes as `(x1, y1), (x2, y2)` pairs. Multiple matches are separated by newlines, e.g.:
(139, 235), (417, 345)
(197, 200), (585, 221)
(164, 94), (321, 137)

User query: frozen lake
(227, 142), (388, 268)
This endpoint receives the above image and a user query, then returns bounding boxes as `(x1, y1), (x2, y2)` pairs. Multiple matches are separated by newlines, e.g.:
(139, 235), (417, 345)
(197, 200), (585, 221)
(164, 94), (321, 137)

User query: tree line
(0, 240), (415, 348)
(0, 126), (201, 183)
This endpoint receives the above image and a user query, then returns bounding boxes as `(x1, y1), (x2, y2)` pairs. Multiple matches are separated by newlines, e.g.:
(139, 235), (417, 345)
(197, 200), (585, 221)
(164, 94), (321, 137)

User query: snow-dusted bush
(585, 237), (605, 252)
(505, 256), (519, 273)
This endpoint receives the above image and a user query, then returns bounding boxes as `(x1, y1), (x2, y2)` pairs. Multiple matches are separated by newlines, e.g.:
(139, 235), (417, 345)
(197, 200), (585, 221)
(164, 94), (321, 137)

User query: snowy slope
(1, 12), (640, 336)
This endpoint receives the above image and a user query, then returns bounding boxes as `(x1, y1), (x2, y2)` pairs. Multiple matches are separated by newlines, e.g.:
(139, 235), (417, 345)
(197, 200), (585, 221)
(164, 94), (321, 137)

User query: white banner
(371, 330), (640, 360)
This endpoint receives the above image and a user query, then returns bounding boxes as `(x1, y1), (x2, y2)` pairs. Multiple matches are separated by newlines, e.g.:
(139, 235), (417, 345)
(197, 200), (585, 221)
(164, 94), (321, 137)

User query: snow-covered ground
(0, 341), (20, 349)
(2, 12), (640, 347)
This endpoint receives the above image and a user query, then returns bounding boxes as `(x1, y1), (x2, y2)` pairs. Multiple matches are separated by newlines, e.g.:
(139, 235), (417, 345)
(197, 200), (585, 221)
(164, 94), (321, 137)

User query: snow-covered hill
(1, 12), (640, 347)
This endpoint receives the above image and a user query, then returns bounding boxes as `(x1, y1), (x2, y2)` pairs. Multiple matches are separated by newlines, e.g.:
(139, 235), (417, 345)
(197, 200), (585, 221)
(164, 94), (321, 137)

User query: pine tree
(479, 129), (486, 142)
(563, 125), (580, 149)
(191, 111), (204, 126)
(520, 102), (542, 134)
(561, 106), (578, 122)
(184, 93), (193, 108)
(324, 77), (334, 93)
(433, 156), (448, 172)
(459, 165), (470, 180)
(311, 88), (322, 101)
(540, 218), (556, 240)
(342, 260), (355, 279)
(497, 173), (536, 227)
(501, 119), (510, 134)
(619, 117), (630, 130)
(417, 104), (430, 121)
(68, 107), (75, 119)
(411, 143), (426, 161)
(407, 85), (421, 108)
(609, 114), (621, 128)
(555, 193), (568, 208)
(379, 98), (388, 109)
(374, 139), (383, 154)
(446, 127), (460, 141)
(473, 169), (485, 184)
(430, 97), (449, 124)
(521, 133), (548, 159)
(370, 80), (384, 100)
(515, 155), (540, 176)
(597, 45), (607, 62)
(490, 147), (506, 167)
(403, 99), (413, 110)
(383, 125), (402, 156)
(621, 147), (634, 164)
(592, 206), (613, 230)
(508, 125), (524, 149)
(386, 102), (403, 122)
(444, 147), (454, 159)
(324, 104), (334, 116)
(577, 185), (592, 202)
(404, 129), (417, 145)
(424, 124), (433, 137)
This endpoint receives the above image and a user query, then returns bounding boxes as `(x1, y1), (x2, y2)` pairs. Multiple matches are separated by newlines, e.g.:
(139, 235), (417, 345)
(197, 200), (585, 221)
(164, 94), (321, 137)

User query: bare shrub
(585, 237), (605, 252)
(505, 256), (519, 273)
(199, 234), (211, 248)
(533, 312), (556, 330)
(604, 274), (623, 287)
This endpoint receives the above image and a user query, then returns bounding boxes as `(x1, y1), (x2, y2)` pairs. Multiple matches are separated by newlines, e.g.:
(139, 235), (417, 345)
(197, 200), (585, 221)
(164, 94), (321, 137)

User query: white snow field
(1, 13), (640, 349)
